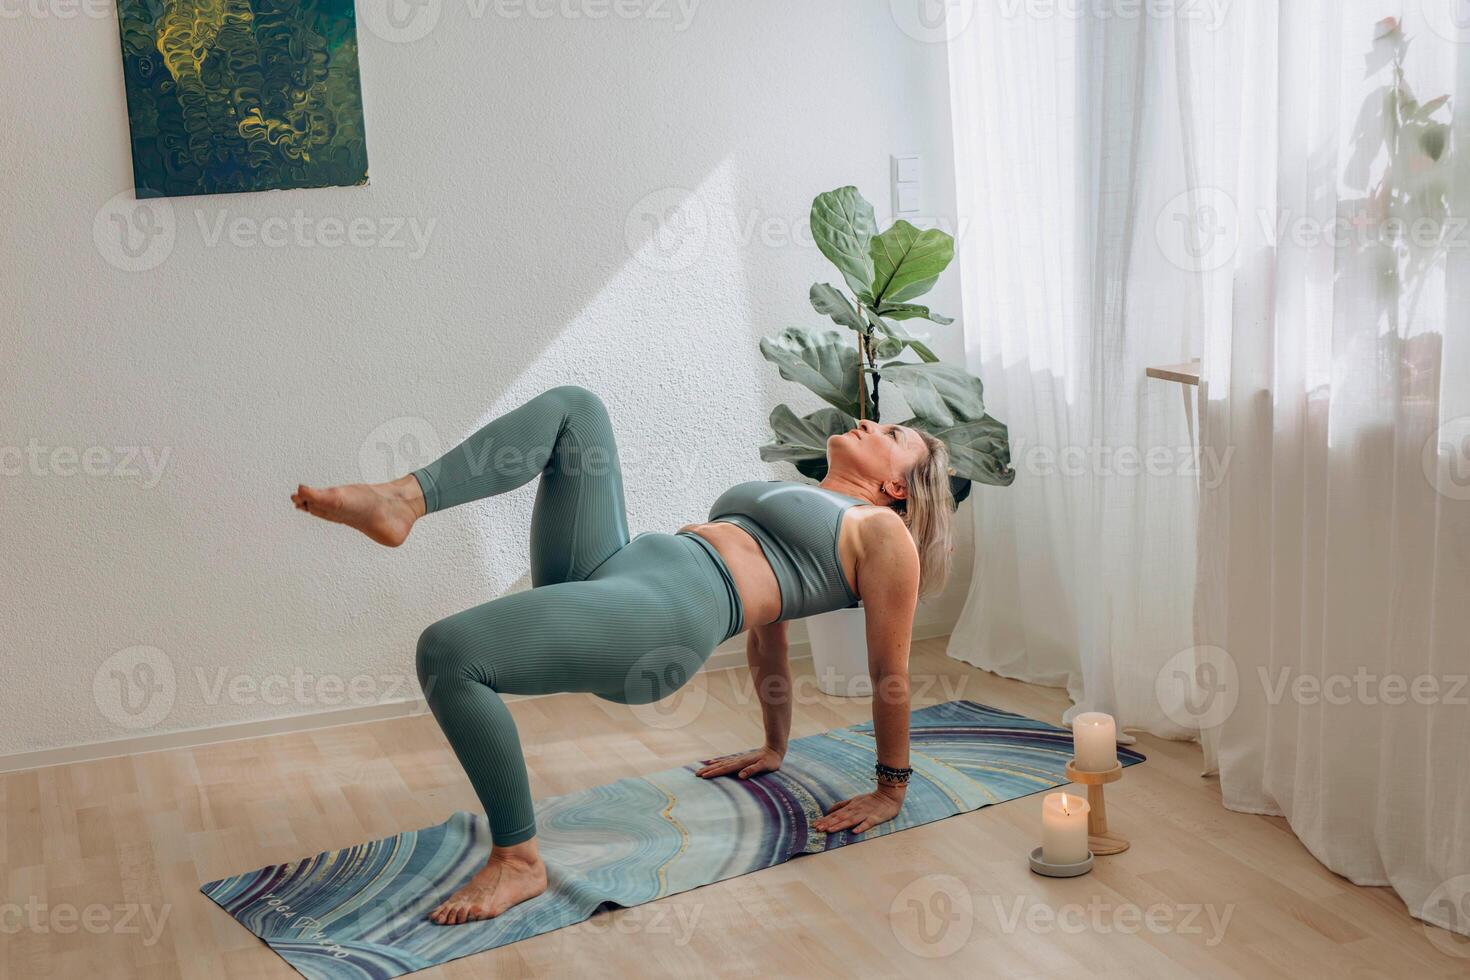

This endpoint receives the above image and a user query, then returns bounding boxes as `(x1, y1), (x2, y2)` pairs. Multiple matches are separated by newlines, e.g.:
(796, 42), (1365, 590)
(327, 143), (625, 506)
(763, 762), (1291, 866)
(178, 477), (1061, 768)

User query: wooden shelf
(1146, 360), (1201, 386)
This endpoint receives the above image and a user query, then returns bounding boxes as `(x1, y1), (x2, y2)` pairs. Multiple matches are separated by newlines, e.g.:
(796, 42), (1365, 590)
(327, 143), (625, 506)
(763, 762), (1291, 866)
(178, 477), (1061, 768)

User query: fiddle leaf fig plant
(760, 186), (1015, 501)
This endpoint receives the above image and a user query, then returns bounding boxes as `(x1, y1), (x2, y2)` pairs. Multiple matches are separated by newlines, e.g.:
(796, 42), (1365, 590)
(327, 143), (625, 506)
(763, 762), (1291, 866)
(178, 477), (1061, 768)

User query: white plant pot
(806, 606), (871, 697)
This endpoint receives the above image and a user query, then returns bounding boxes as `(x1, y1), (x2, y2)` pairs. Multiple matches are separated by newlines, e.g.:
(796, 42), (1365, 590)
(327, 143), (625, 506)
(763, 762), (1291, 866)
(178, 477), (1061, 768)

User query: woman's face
(827, 420), (929, 498)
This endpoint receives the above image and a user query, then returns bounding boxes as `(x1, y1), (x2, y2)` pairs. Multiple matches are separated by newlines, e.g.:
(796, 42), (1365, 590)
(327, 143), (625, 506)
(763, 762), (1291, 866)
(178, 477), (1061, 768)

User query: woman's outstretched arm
(748, 621), (792, 754)
(813, 508), (920, 835)
(695, 622), (790, 780)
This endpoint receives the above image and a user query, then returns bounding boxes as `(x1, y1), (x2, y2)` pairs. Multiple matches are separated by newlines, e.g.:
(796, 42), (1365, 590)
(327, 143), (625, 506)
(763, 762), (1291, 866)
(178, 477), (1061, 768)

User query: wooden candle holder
(1064, 760), (1129, 855)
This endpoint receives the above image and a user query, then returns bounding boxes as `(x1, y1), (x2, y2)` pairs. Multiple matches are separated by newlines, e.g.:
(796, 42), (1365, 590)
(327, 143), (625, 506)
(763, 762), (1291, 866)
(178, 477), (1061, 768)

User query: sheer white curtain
(944, 6), (1204, 737)
(1187, 2), (1470, 936)
(947, 0), (1470, 936)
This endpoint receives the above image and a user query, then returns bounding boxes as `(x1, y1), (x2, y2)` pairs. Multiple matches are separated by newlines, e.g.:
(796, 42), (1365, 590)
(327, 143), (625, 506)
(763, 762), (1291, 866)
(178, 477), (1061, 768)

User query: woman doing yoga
(292, 386), (954, 925)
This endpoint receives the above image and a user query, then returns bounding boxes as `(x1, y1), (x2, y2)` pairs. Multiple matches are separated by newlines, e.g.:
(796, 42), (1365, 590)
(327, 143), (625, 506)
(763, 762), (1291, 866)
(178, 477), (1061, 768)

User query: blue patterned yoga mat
(202, 700), (1145, 979)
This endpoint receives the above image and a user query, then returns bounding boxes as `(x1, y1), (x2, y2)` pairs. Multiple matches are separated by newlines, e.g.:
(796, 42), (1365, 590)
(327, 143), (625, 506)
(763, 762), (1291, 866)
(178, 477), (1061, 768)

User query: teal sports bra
(705, 480), (865, 622)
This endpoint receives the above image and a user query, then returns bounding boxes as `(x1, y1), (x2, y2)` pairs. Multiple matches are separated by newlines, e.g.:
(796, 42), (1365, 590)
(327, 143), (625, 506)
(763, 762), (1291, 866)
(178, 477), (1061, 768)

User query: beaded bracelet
(874, 762), (913, 785)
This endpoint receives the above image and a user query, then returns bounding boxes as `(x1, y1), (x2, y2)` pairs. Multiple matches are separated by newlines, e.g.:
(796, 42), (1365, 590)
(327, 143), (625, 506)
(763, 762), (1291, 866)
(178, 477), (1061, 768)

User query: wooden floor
(3, 637), (1465, 979)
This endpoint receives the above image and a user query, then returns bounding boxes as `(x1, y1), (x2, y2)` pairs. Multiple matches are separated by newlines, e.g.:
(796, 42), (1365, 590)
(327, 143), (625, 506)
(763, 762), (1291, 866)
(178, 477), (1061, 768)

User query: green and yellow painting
(115, 0), (369, 198)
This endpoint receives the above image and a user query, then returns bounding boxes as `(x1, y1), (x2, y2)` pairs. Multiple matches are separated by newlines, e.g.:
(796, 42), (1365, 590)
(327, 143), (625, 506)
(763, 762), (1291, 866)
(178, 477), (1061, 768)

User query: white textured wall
(1, 0), (970, 756)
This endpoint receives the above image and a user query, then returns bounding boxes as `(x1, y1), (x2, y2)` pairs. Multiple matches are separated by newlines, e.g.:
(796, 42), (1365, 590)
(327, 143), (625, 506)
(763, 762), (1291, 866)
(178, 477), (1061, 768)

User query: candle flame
(1060, 791), (1072, 814)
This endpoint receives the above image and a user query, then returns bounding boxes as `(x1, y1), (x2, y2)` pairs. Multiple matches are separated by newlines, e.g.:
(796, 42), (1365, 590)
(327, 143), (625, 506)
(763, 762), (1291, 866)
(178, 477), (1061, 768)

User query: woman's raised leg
(292, 385), (630, 583)
(412, 385), (630, 585)
(294, 386), (661, 924)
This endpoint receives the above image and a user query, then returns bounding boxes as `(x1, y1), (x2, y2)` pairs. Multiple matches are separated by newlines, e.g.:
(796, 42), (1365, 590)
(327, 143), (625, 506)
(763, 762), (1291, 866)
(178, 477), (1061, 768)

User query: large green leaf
(810, 283), (865, 333)
(869, 221), (954, 306)
(914, 415), (1016, 487)
(864, 308), (939, 363)
(1420, 120), (1450, 161)
(876, 302), (955, 326)
(811, 187), (878, 301)
(880, 362), (987, 428)
(760, 405), (855, 479)
(759, 328), (864, 418)
(871, 336), (904, 361)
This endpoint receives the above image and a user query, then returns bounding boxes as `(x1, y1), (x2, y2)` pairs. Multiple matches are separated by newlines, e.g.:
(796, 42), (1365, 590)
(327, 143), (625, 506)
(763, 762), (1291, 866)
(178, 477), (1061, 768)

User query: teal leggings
(412, 386), (743, 846)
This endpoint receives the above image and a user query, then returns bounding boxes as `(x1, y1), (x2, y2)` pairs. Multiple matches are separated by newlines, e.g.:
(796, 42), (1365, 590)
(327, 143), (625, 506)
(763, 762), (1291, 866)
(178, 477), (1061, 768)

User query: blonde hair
(895, 431), (955, 599)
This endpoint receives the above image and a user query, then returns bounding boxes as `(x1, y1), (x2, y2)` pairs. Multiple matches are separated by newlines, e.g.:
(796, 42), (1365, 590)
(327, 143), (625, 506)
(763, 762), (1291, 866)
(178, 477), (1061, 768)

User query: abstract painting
(202, 701), (1146, 980)
(114, 0), (369, 198)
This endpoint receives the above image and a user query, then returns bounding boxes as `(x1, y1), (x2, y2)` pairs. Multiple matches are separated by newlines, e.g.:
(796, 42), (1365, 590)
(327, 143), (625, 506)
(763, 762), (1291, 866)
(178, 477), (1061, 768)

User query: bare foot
(429, 845), (548, 926)
(291, 476), (423, 547)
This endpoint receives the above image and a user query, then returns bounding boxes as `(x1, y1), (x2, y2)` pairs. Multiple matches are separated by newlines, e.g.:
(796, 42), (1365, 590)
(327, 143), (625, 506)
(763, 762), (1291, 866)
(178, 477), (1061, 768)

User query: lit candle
(1072, 712), (1117, 772)
(1041, 791), (1091, 865)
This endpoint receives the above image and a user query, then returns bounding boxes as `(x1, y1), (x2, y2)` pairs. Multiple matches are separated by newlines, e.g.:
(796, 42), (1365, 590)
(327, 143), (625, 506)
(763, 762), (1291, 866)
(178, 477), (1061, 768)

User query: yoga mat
(202, 700), (1145, 979)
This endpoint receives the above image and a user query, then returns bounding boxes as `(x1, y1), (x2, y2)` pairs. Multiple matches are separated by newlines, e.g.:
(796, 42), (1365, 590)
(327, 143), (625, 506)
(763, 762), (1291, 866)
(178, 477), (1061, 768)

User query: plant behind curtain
(947, 0), (1470, 937)
(1187, 1), (1470, 939)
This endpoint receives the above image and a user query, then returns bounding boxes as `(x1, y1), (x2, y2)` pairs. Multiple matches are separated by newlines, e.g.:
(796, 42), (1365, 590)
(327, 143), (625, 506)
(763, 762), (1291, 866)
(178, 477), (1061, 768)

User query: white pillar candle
(1041, 791), (1091, 865)
(1072, 712), (1118, 772)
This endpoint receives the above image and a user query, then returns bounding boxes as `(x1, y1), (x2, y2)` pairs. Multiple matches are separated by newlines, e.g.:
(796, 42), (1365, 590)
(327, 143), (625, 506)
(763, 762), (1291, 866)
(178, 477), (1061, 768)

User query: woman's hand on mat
(694, 746), (784, 780)
(812, 786), (905, 836)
